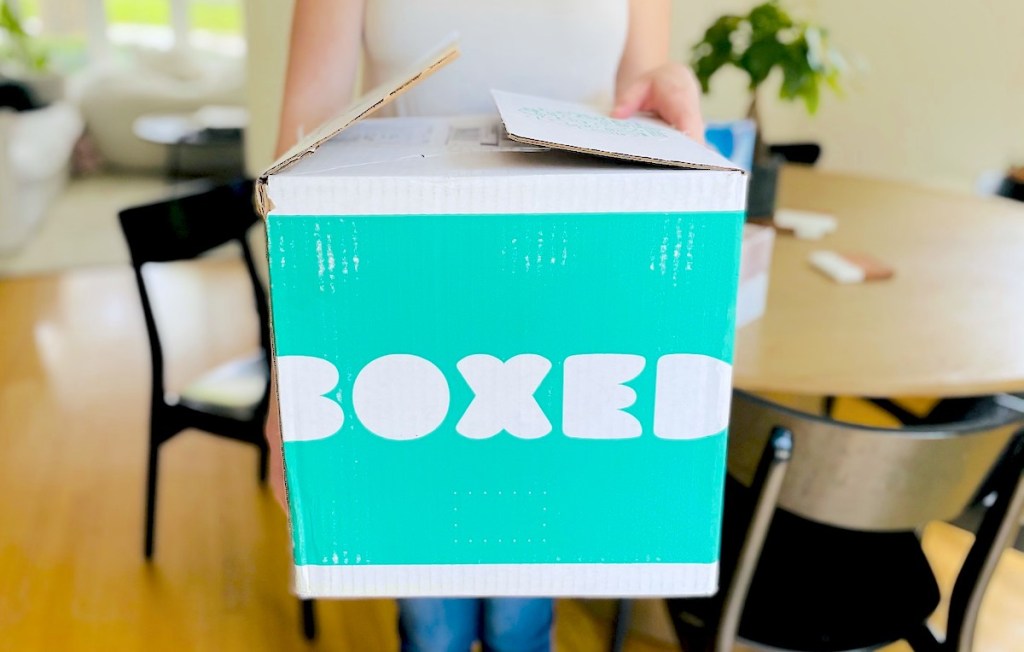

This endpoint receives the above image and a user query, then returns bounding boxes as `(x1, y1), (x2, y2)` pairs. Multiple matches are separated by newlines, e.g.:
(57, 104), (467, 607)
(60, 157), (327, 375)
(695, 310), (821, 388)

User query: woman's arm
(267, 0), (366, 511)
(613, 0), (705, 142)
(274, 0), (367, 157)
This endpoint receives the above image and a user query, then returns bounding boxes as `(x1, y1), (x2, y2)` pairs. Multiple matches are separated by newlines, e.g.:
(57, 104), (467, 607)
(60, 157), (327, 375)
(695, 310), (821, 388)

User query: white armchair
(0, 102), (84, 255)
(75, 47), (246, 172)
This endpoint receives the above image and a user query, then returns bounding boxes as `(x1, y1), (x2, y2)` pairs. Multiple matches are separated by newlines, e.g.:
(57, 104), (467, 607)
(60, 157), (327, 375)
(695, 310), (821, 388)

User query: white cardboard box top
(259, 35), (746, 217)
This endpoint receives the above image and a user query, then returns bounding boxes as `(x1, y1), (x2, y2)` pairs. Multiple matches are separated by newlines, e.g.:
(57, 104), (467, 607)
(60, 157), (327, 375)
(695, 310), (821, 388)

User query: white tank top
(363, 0), (629, 117)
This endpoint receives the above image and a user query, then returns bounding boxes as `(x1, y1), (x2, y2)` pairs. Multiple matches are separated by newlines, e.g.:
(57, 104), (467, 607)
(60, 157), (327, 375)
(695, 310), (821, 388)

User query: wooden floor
(1, 262), (1022, 651)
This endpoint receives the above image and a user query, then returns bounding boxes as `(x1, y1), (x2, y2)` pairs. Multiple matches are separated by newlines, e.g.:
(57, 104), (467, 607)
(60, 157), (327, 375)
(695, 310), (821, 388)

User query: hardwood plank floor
(0, 264), (1021, 651)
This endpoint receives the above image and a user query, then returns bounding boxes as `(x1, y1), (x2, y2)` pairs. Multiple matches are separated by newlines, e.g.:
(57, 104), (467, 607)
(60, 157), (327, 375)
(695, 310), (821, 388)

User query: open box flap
(256, 34), (460, 215)
(491, 89), (744, 173)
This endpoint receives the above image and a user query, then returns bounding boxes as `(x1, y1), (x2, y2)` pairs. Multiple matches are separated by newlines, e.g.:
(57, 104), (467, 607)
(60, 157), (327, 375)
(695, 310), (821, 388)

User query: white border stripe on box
(294, 562), (718, 598)
(268, 172), (747, 216)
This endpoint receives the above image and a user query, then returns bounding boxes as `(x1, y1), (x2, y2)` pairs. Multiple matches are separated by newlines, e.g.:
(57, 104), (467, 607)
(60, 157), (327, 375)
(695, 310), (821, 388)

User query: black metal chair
(119, 178), (317, 640)
(768, 142), (822, 166)
(658, 390), (1024, 652)
(821, 395), (1023, 514)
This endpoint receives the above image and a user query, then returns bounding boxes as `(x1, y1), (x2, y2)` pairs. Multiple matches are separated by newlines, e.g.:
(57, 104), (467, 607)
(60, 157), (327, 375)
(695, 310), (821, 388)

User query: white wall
(673, 0), (1024, 191)
(245, 0), (1024, 192)
(243, 0), (294, 176)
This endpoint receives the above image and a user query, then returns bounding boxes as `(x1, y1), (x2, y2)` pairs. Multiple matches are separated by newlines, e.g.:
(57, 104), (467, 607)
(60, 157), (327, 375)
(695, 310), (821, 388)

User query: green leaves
(741, 37), (789, 89)
(692, 15), (742, 93)
(0, 0), (50, 72)
(691, 0), (848, 115)
(0, 2), (27, 38)
(748, 2), (793, 41)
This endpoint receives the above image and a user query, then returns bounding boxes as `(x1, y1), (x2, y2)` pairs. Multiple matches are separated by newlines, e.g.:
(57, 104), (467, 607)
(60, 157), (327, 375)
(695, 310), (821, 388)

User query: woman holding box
(270, 1), (706, 650)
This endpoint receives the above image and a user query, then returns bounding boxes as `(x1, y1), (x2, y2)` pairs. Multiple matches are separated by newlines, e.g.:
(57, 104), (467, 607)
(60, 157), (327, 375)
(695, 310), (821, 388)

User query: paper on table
(491, 90), (742, 172)
(775, 208), (838, 240)
(810, 250), (894, 284)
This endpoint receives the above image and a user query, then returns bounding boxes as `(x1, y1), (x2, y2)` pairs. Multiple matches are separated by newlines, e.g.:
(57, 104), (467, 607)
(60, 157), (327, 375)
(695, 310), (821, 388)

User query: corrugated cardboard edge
(255, 36), (457, 569)
(501, 131), (742, 173)
(490, 91), (744, 173)
(254, 35), (460, 217)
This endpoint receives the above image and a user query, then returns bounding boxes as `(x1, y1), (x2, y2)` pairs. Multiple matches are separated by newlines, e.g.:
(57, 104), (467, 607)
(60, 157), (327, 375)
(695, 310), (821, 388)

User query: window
(188, 0), (245, 55)
(6, 0), (244, 70)
(106, 0), (244, 56)
(6, 0), (92, 71)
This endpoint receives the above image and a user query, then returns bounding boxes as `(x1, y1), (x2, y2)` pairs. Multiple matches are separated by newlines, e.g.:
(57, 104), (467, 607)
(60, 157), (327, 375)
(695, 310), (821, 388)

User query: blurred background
(1, 1), (1022, 651)
(244, 0), (1024, 193)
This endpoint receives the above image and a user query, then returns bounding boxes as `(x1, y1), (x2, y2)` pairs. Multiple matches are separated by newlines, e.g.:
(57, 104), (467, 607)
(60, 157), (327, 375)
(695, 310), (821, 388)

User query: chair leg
(665, 600), (714, 652)
(714, 427), (793, 652)
(945, 430), (1024, 652)
(904, 623), (941, 652)
(608, 599), (633, 652)
(300, 598), (317, 640)
(866, 398), (927, 425)
(258, 440), (269, 485)
(143, 438), (161, 560)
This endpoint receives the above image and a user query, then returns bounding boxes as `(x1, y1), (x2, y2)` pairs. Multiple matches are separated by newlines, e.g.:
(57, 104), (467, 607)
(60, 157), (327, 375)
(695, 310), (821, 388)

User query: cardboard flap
(257, 34), (460, 214)
(491, 90), (743, 173)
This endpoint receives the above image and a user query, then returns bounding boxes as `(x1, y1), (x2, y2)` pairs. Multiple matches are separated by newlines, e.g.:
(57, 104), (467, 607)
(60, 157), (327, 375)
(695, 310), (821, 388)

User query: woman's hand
(612, 62), (706, 144)
(613, 0), (705, 143)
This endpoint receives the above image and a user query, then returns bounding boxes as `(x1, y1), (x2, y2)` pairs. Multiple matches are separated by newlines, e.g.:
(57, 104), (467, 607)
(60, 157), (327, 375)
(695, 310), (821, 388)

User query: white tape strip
(809, 250), (865, 284)
(294, 562), (718, 598)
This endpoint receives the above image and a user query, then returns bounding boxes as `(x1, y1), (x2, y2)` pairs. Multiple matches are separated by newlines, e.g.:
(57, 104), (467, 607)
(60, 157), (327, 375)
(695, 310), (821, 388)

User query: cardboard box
(736, 223), (776, 329)
(257, 40), (748, 598)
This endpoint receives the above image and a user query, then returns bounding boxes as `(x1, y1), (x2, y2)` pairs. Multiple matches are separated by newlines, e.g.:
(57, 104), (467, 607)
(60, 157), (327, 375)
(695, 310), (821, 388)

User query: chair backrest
(767, 143), (822, 166)
(118, 178), (270, 402)
(727, 391), (1023, 531)
(119, 178), (260, 264)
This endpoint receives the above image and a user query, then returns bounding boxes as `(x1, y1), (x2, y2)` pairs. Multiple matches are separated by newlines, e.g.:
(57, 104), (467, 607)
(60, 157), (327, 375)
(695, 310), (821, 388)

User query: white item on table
(775, 208), (838, 240)
(736, 223), (775, 328)
(809, 250), (866, 284)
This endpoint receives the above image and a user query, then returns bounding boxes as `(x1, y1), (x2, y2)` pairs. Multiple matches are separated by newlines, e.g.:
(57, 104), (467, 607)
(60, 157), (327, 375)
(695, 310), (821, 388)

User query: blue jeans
(397, 598), (553, 652)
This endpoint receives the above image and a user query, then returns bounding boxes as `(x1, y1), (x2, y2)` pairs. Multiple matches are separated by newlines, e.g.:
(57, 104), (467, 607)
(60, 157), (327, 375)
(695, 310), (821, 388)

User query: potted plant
(692, 0), (849, 219)
(0, 0), (61, 106)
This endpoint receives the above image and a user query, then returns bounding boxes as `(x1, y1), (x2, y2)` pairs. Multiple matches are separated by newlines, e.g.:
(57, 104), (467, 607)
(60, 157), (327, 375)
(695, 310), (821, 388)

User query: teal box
(260, 65), (747, 598)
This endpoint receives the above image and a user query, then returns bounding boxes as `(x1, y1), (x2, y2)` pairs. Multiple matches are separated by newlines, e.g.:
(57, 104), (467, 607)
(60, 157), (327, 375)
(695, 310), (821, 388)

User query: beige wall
(674, 0), (1024, 192)
(243, 0), (294, 176)
(245, 0), (1024, 192)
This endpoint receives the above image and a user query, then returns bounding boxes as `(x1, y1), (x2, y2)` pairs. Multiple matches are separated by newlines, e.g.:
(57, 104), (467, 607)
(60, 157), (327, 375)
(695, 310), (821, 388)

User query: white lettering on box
(278, 353), (732, 442)
(277, 355), (344, 442)
(456, 354), (552, 439)
(653, 354), (732, 439)
(562, 354), (646, 439)
(352, 354), (450, 440)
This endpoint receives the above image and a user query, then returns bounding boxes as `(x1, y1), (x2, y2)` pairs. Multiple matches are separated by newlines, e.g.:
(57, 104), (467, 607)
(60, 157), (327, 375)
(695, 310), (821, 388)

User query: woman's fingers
(612, 78), (653, 119)
(611, 63), (706, 144)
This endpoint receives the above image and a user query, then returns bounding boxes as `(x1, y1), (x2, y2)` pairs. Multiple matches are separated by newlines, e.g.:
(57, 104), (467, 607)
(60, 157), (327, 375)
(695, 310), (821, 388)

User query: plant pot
(0, 70), (65, 108)
(996, 166), (1024, 202)
(22, 72), (65, 106)
(746, 154), (782, 220)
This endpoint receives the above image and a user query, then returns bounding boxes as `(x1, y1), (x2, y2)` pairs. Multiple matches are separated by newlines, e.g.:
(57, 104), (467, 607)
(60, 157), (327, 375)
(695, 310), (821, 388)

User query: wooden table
(733, 166), (1024, 398)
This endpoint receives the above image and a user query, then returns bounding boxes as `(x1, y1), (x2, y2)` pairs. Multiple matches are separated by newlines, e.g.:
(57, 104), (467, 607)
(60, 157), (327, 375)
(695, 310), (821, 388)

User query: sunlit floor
(1, 262), (1021, 651)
